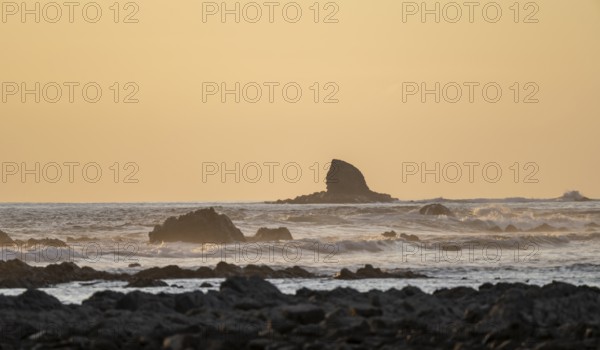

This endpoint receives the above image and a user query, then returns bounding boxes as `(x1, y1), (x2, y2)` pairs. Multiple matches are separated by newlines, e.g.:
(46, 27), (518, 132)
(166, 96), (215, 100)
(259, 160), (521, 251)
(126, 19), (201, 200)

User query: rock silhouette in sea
(274, 159), (396, 204)
(250, 227), (293, 242)
(0, 229), (14, 244)
(148, 208), (246, 244)
(558, 190), (591, 202)
(419, 203), (453, 216)
(505, 224), (520, 232)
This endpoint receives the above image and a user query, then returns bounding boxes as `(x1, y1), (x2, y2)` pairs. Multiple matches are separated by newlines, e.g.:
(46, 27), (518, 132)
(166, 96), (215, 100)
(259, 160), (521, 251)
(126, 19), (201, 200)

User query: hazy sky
(1, 0), (599, 202)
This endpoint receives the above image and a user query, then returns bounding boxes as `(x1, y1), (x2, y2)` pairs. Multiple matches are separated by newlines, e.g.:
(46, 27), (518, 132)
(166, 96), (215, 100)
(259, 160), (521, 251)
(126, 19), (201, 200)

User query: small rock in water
(400, 233), (420, 242)
(381, 230), (397, 238)
(250, 227), (293, 241)
(419, 203), (453, 216)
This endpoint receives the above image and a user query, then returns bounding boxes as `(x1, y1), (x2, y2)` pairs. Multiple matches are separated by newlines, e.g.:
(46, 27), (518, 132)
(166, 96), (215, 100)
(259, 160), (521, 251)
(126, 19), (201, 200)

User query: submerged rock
(274, 159), (396, 204)
(250, 227), (293, 241)
(148, 207), (246, 244)
(419, 203), (453, 216)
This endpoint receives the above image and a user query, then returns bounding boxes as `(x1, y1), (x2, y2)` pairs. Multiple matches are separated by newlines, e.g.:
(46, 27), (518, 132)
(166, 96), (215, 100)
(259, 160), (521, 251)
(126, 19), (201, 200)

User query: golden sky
(1, 0), (599, 202)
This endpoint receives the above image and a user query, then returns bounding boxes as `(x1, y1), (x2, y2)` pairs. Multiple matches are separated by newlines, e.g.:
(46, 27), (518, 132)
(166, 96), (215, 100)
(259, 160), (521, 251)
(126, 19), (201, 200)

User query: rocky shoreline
(0, 277), (598, 349)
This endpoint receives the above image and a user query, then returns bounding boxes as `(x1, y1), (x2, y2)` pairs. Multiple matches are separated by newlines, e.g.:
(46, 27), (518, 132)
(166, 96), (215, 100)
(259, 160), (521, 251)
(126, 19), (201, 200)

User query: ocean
(1, 200), (599, 304)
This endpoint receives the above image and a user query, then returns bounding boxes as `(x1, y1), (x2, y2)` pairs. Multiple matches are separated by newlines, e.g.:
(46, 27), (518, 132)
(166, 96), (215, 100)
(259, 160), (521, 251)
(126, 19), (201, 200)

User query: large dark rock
(148, 207), (245, 244)
(0, 229), (14, 244)
(273, 159), (396, 204)
(419, 203), (453, 216)
(250, 227), (293, 242)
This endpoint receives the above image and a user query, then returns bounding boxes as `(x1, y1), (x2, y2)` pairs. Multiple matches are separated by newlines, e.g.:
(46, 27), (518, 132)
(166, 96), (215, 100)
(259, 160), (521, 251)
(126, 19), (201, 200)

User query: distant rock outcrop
(250, 227), (293, 242)
(274, 159), (396, 204)
(419, 203), (453, 216)
(558, 191), (591, 202)
(148, 208), (246, 244)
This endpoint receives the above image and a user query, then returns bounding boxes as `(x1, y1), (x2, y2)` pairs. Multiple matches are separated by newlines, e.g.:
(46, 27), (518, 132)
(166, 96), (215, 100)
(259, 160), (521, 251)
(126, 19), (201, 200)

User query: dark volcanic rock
(148, 207), (246, 244)
(0, 229), (14, 244)
(274, 159), (396, 204)
(334, 264), (428, 280)
(1, 279), (600, 349)
(250, 227), (293, 241)
(4, 279), (599, 349)
(419, 203), (453, 216)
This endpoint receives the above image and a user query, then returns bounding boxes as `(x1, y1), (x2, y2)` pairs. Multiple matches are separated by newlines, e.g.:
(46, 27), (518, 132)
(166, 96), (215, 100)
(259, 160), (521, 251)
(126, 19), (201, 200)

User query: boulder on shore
(419, 203), (453, 216)
(148, 208), (246, 244)
(273, 159), (396, 204)
(250, 227), (294, 242)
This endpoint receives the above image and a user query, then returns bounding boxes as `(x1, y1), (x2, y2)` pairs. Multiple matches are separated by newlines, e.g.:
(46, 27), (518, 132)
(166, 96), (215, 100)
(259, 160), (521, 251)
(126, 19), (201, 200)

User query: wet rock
(273, 159), (396, 204)
(419, 203), (453, 216)
(334, 264), (428, 280)
(0, 260), (126, 289)
(148, 207), (246, 244)
(250, 227), (293, 241)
